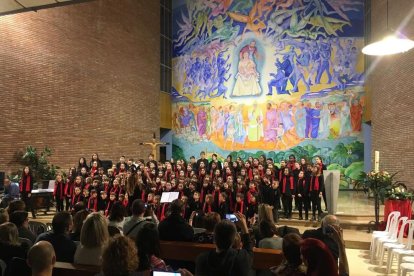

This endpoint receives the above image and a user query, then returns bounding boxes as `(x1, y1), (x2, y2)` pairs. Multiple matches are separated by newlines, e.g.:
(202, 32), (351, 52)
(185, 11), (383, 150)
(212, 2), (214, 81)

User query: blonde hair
(80, 212), (109, 248)
(102, 235), (138, 276)
(258, 204), (275, 224)
(0, 222), (20, 245)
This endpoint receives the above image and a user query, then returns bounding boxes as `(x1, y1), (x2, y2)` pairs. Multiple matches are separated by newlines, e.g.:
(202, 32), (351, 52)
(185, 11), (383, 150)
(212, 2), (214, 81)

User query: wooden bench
(160, 241), (284, 270)
(53, 262), (101, 276)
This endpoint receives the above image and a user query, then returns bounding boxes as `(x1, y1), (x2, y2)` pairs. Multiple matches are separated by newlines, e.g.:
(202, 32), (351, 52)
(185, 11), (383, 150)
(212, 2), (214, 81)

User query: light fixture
(362, 0), (414, 56)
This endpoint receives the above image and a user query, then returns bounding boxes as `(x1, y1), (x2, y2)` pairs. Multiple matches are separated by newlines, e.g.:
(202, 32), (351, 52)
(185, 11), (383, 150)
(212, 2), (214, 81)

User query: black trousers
(297, 195), (310, 218)
(282, 194), (293, 218)
(65, 197), (71, 211)
(55, 197), (64, 212)
(310, 192), (322, 217)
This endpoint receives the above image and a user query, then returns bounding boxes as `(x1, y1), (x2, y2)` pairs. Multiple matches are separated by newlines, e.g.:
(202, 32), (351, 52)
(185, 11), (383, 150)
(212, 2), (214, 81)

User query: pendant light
(362, 0), (414, 56)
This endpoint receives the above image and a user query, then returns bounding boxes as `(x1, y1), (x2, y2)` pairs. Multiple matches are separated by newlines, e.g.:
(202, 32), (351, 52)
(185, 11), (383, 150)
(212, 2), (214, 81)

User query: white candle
(374, 151), (380, 172)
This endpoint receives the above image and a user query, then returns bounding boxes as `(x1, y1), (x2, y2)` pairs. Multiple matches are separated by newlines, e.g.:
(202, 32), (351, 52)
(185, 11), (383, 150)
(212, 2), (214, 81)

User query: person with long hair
(19, 166), (33, 211)
(101, 235), (139, 276)
(300, 238), (338, 276)
(136, 223), (167, 272)
(0, 222), (28, 269)
(271, 233), (306, 276)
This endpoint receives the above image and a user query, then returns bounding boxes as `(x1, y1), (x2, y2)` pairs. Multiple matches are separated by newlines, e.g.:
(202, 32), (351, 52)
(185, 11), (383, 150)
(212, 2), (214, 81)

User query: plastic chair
(386, 220), (414, 275)
(0, 259), (6, 276)
(374, 216), (407, 262)
(18, 237), (33, 248)
(28, 221), (47, 236)
(371, 211), (400, 262)
(403, 256), (414, 263)
(400, 263), (414, 276)
(378, 218), (409, 266)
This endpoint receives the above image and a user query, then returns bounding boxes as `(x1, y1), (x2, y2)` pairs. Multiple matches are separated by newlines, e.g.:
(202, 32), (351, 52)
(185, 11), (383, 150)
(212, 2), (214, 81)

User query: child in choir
(281, 168), (295, 219)
(82, 188), (90, 204)
(88, 189), (98, 212)
(246, 182), (258, 204)
(234, 193), (246, 215)
(98, 191), (108, 211)
(200, 180), (211, 204)
(223, 181), (234, 212)
(79, 167), (88, 179)
(110, 178), (121, 199)
(181, 195), (191, 220)
(84, 177), (92, 191)
(102, 176), (110, 195)
(90, 161), (99, 177)
(272, 179), (281, 222)
(19, 166), (33, 210)
(90, 179), (101, 194)
(147, 193), (155, 205)
(217, 192), (229, 219)
(296, 170), (310, 220)
(64, 168), (76, 211)
(190, 191), (202, 214)
(246, 193), (258, 224)
(121, 193), (129, 208)
(310, 165), (324, 221)
(154, 195), (162, 219)
(105, 192), (117, 217)
(203, 194), (214, 214)
(97, 167), (105, 181)
(53, 174), (66, 212)
(71, 186), (83, 210)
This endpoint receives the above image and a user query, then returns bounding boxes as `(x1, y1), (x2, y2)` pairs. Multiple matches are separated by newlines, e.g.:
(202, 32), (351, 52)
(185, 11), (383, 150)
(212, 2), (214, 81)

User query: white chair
(374, 216), (407, 262)
(370, 211), (401, 262)
(377, 217), (409, 266)
(400, 263), (414, 276)
(403, 256), (414, 263)
(409, 271), (414, 276)
(386, 220), (414, 275)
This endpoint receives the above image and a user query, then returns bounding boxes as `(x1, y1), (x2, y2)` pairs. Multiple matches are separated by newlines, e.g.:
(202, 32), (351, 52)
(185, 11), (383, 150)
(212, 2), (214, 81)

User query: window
(160, 0), (172, 93)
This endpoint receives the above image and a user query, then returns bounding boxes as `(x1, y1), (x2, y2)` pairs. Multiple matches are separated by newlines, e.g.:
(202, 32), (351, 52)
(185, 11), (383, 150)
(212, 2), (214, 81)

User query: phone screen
(153, 272), (181, 276)
(225, 214), (238, 222)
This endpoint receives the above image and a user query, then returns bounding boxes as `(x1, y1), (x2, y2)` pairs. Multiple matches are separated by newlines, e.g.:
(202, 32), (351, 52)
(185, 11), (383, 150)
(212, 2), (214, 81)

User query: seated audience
(108, 201), (126, 233)
(258, 220), (282, 250)
(158, 199), (194, 242)
(123, 199), (154, 240)
(193, 212), (221, 244)
(1, 177), (20, 208)
(74, 212), (109, 266)
(300, 238), (338, 276)
(0, 208), (9, 224)
(36, 211), (77, 262)
(70, 209), (89, 242)
(27, 241), (56, 276)
(7, 200), (26, 215)
(0, 222), (28, 269)
(302, 215), (339, 260)
(9, 210), (36, 244)
(270, 233), (305, 276)
(101, 235), (139, 276)
(136, 222), (167, 272)
(253, 204), (275, 246)
(196, 212), (252, 276)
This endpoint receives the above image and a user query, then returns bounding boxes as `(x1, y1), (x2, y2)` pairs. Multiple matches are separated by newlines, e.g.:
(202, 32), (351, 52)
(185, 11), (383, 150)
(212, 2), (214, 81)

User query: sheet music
(160, 192), (179, 203)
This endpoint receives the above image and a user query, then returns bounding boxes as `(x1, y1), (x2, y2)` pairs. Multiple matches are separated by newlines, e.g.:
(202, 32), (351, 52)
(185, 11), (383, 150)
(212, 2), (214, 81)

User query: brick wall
(369, 0), (414, 187)
(0, 0), (160, 175)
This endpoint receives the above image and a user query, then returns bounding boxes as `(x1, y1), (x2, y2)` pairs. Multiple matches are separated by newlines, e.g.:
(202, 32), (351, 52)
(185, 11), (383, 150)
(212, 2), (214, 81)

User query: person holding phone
(195, 212), (252, 276)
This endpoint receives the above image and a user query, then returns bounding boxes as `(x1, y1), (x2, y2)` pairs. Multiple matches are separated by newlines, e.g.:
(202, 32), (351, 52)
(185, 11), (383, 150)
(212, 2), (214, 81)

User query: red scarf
(88, 197), (98, 211)
(247, 188), (257, 204)
(298, 178), (306, 190)
(282, 176), (294, 193)
(64, 180), (74, 198)
(54, 181), (65, 199)
(246, 168), (253, 180)
(141, 190), (146, 201)
(200, 187), (208, 204)
(278, 170), (283, 182)
(203, 202), (212, 213)
(71, 194), (82, 207)
(20, 174), (31, 192)
(160, 203), (168, 221)
(310, 176), (320, 191)
(235, 201), (244, 213)
(105, 200), (115, 217)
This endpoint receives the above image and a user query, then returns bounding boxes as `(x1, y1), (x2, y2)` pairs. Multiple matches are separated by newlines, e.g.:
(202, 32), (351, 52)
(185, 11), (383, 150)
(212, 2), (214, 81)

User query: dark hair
(102, 235), (138, 276)
(259, 219), (277, 238)
(9, 211), (28, 227)
(301, 238), (338, 276)
(52, 212), (72, 235)
(203, 212), (221, 232)
(73, 202), (86, 214)
(7, 200), (26, 215)
(282, 233), (302, 266)
(72, 209), (90, 234)
(131, 199), (146, 216)
(109, 202), (126, 222)
(136, 223), (161, 271)
(169, 199), (183, 215)
(214, 220), (236, 251)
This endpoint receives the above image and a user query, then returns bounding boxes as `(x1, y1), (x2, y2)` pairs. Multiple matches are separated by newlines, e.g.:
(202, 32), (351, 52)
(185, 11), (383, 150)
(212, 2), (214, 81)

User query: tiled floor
(336, 190), (384, 216)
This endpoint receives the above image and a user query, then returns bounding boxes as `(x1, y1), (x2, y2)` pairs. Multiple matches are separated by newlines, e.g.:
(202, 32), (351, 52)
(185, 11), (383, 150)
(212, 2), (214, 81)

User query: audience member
(70, 209), (89, 242)
(258, 220), (282, 250)
(108, 201), (126, 232)
(136, 222), (167, 272)
(302, 215), (339, 260)
(7, 199), (26, 215)
(101, 235), (139, 276)
(196, 212), (252, 276)
(1, 177), (20, 207)
(0, 208), (9, 224)
(300, 238), (338, 276)
(158, 199), (194, 242)
(123, 199), (154, 240)
(193, 212), (220, 244)
(36, 212), (77, 262)
(270, 233), (305, 276)
(27, 241), (56, 276)
(74, 212), (109, 266)
(0, 222), (28, 269)
(9, 210), (36, 243)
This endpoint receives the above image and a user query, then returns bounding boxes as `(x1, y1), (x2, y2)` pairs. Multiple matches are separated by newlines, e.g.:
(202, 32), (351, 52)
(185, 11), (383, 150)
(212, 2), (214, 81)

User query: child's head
(92, 179), (100, 187)
(219, 192), (227, 203)
(298, 171), (305, 178)
(100, 191), (107, 200)
(147, 193), (154, 202)
(205, 194), (213, 204)
(181, 195), (188, 204)
(74, 186), (81, 195)
(165, 182), (172, 191)
(91, 190), (97, 198)
(75, 176), (82, 184)
(284, 168), (290, 175)
(193, 191), (200, 201)
(249, 182), (256, 190)
(83, 189), (90, 197)
(154, 195), (160, 205)
(109, 193), (116, 201)
(55, 173), (62, 182)
(236, 193), (244, 202)
(250, 194), (257, 203)
(85, 177), (92, 184)
(113, 178), (119, 186)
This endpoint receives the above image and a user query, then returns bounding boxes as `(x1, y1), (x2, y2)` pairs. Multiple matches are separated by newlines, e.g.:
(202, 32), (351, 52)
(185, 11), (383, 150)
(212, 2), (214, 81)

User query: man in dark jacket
(158, 199), (194, 242)
(9, 211), (36, 244)
(195, 212), (252, 276)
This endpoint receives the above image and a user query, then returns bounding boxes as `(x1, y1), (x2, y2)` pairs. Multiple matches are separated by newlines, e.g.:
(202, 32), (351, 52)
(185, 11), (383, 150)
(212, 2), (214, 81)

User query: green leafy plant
(14, 145), (61, 183)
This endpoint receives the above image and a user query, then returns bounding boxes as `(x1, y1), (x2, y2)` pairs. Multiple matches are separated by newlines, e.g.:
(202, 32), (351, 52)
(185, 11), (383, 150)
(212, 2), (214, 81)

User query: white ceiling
(0, 0), (90, 16)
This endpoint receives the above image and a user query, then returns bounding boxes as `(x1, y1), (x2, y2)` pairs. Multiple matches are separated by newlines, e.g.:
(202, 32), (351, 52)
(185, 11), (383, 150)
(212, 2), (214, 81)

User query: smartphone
(153, 272), (181, 276)
(225, 214), (238, 223)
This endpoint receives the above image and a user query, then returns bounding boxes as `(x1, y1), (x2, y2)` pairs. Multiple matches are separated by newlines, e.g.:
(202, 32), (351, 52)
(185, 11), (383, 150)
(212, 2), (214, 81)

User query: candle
(374, 151), (380, 172)
(153, 132), (156, 139)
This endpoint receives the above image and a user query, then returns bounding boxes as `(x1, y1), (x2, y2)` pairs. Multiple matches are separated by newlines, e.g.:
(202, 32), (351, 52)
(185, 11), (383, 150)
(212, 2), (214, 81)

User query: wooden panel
(160, 92), (172, 129)
(53, 262), (100, 276)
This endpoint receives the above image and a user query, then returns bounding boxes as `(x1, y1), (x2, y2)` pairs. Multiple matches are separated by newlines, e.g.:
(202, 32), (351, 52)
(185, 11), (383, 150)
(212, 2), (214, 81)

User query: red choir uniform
(296, 177), (310, 220)
(310, 174), (324, 221)
(234, 198), (246, 215)
(53, 180), (66, 212)
(64, 179), (74, 211)
(281, 175), (295, 219)
(19, 172), (33, 210)
(88, 194), (99, 212)
(202, 201), (214, 214)
(71, 192), (83, 210)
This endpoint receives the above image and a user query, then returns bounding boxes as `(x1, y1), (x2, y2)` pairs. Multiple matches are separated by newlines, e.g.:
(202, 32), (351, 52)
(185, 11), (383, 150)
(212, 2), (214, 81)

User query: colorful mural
(172, 0), (365, 188)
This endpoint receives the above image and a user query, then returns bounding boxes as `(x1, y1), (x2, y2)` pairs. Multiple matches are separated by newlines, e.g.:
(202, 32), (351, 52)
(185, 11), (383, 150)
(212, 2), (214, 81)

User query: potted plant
(354, 170), (397, 230)
(14, 146), (61, 188)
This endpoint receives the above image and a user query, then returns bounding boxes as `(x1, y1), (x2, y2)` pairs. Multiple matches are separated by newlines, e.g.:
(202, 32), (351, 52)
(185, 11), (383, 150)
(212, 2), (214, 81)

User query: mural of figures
(172, 0), (365, 189)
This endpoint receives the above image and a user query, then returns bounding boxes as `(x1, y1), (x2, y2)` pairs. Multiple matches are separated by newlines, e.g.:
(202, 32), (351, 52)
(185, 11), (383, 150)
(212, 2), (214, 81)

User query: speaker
(0, 172), (4, 190)
(101, 160), (113, 172)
